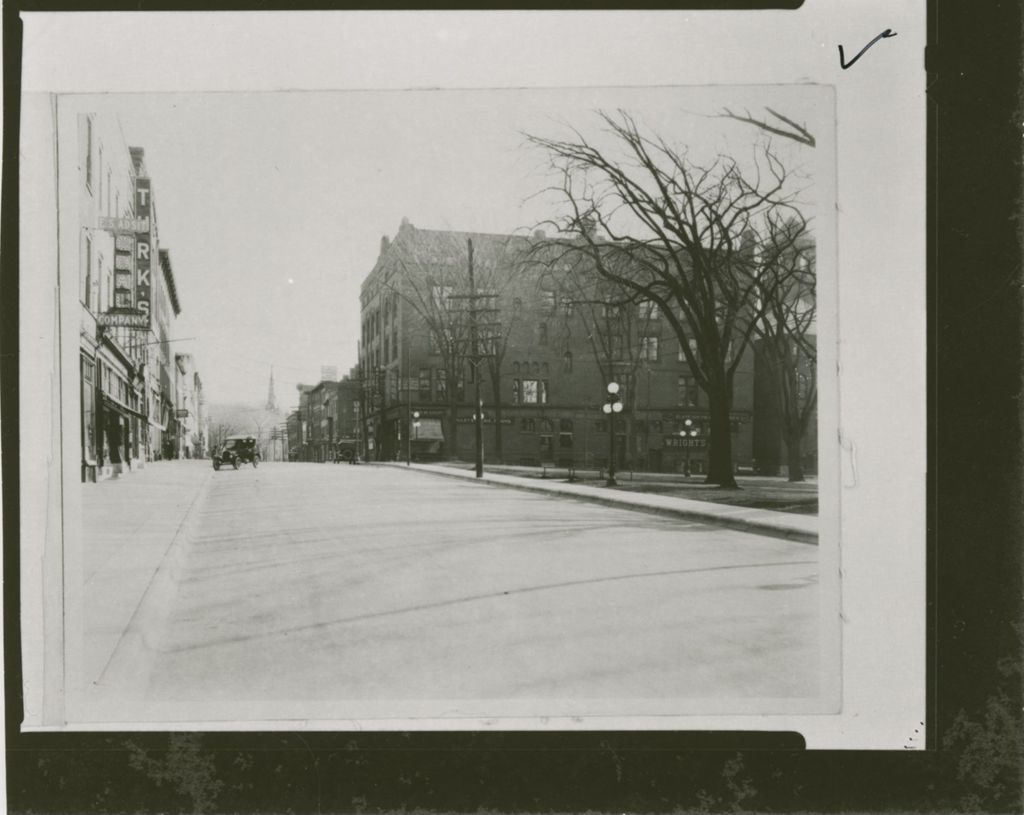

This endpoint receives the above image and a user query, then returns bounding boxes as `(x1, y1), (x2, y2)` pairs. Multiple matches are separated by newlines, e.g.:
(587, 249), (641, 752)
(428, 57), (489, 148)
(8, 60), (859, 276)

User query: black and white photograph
(23, 83), (835, 727)
(17, 8), (925, 750)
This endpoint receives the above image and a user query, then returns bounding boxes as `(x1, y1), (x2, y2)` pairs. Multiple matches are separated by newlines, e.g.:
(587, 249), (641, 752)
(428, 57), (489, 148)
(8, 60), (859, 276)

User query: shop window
(81, 356), (96, 463)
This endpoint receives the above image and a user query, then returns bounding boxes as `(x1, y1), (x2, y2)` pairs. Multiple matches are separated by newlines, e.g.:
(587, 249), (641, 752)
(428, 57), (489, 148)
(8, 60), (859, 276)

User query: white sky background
(71, 86), (822, 407)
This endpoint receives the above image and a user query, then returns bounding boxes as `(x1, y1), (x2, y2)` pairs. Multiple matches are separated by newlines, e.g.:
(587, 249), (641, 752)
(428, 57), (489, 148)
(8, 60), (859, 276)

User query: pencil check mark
(838, 29), (897, 69)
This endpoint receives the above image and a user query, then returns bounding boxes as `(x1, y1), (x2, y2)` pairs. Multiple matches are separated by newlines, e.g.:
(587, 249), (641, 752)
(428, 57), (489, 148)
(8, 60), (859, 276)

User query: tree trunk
(784, 426), (805, 482)
(705, 381), (738, 488)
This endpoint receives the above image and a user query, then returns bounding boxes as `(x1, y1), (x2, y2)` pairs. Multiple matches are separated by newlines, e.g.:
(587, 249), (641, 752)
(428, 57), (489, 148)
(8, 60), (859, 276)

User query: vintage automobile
(212, 435), (260, 470)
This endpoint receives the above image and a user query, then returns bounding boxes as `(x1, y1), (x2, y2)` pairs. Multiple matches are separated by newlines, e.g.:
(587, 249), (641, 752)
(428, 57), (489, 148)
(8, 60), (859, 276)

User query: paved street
(84, 461), (820, 711)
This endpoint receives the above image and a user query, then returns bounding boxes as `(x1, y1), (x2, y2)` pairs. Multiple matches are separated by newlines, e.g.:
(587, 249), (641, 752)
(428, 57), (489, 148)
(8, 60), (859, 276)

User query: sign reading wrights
(134, 177), (153, 327)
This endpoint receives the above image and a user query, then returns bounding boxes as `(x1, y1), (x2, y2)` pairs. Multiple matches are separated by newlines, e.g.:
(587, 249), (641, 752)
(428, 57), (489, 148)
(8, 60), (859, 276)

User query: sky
(69, 85), (827, 409)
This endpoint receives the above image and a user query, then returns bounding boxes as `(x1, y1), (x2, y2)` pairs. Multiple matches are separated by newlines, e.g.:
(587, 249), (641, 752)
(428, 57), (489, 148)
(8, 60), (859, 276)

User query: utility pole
(469, 238), (483, 479)
(406, 337), (412, 466)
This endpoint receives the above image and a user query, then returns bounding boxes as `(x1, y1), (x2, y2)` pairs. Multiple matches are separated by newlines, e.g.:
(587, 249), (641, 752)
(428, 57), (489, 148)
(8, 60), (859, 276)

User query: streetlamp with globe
(602, 381), (624, 486)
(680, 418), (699, 477)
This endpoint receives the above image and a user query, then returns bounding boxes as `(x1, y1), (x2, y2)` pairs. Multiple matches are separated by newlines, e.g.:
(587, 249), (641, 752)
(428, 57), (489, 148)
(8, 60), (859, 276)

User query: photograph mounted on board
(20, 83), (838, 729)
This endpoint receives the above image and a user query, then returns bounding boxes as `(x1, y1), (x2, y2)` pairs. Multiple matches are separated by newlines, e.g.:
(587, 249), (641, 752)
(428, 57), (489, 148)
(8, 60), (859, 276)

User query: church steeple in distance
(266, 366), (278, 412)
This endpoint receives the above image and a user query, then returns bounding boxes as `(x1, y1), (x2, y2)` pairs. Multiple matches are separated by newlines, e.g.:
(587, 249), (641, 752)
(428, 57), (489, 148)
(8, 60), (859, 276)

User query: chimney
(533, 229), (546, 240)
(380, 235), (390, 255)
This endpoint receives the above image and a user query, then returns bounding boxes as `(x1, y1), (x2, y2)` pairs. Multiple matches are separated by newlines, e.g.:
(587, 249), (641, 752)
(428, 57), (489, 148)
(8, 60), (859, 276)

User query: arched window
(540, 418), (554, 433)
(541, 362), (549, 376)
(531, 362), (540, 376)
(511, 379), (520, 405)
(562, 351), (573, 373)
(512, 362), (521, 375)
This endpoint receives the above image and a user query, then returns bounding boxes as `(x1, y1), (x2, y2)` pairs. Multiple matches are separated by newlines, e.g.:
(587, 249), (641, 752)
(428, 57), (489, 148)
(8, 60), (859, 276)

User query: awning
(412, 418), (444, 441)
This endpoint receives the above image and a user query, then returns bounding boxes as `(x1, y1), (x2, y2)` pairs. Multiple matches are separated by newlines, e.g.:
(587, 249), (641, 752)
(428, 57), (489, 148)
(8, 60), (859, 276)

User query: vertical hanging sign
(135, 177), (153, 327)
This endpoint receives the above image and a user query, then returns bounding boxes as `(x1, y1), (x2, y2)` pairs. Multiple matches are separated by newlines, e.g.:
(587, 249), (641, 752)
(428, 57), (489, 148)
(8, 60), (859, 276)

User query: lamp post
(409, 411), (420, 465)
(680, 418), (699, 477)
(602, 381), (623, 486)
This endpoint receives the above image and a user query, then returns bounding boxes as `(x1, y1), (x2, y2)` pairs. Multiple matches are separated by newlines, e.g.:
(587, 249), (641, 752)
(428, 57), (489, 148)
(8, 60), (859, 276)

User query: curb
(94, 468), (215, 694)
(376, 462), (818, 545)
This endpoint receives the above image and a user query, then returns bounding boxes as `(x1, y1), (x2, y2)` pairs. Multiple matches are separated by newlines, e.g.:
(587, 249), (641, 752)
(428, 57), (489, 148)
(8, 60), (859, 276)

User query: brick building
(357, 219), (758, 473)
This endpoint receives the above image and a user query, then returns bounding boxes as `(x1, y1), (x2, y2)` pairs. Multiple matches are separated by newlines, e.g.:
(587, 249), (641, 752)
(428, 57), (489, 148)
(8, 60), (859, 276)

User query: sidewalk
(376, 461), (818, 544)
(80, 460), (213, 688)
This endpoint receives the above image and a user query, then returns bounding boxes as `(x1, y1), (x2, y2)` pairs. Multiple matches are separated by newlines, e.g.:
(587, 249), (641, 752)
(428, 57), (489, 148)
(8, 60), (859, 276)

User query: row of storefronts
(62, 110), (207, 481)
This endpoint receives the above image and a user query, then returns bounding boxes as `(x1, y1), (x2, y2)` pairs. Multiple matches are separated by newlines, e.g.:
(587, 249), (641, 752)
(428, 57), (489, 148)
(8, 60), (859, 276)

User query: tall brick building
(357, 219), (759, 473)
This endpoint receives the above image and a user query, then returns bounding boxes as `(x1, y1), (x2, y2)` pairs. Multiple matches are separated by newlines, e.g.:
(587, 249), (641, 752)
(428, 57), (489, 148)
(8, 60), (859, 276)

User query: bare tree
(525, 110), (808, 487)
(749, 215), (817, 481)
(534, 249), (659, 471)
(719, 107), (816, 147)
(378, 229), (477, 458)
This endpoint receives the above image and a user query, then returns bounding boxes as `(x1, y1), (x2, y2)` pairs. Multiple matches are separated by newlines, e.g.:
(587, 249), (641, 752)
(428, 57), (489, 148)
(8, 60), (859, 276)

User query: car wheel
(232, 458), (240, 470)
(213, 460), (220, 471)
(253, 459), (259, 468)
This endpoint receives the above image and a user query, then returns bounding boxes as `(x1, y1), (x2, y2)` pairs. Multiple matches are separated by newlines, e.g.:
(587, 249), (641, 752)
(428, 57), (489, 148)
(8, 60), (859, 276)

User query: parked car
(213, 435), (260, 470)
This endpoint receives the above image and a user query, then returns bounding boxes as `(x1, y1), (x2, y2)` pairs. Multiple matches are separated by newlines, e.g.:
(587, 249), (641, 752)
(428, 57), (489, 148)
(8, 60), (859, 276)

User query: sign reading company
(134, 177), (153, 327)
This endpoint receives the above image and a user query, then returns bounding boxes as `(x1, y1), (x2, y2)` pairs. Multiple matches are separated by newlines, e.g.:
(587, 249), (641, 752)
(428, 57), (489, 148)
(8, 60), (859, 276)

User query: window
(107, 168), (112, 216)
(602, 303), (621, 318)
(432, 285), (452, 310)
(521, 379), (538, 404)
(541, 290), (556, 310)
(640, 336), (659, 361)
(419, 369), (431, 400)
(610, 334), (625, 361)
(511, 379), (520, 405)
(562, 351), (573, 373)
(679, 338), (699, 364)
(560, 296), (575, 316)
(435, 369), (447, 400)
(678, 375), (698, 407)
(81, 356), (96, 462)
(538, 322), (548, 345)
(82, 234), (93, 307)
(101, 256), (112, 311)
(512, 361), (520, 375)
(560, 418), (574, 432)
(559, 433), (573, 449)
(84, 117), (93, 189)
(520, 418), (535, 432)
(640, 300), (660, 320)
(114, 291), (132, 308)
(540, 419), (554, 433)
